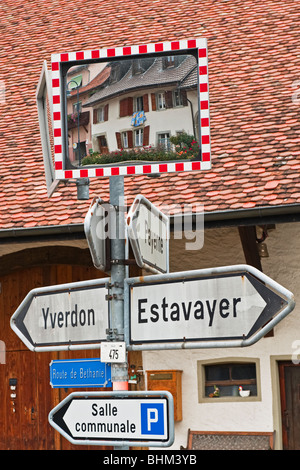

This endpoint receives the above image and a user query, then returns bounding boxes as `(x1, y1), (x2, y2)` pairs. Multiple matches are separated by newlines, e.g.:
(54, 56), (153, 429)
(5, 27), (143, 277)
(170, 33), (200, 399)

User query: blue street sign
(49, 358), (112, 388)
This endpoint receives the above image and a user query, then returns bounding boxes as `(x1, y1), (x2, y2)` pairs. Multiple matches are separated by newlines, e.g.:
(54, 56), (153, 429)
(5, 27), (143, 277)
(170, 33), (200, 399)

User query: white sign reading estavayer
(129, 274), (266, 343)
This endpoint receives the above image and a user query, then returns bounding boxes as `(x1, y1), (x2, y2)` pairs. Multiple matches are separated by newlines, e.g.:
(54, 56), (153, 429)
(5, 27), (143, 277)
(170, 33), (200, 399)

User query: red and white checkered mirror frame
(51, 38), (211, 180)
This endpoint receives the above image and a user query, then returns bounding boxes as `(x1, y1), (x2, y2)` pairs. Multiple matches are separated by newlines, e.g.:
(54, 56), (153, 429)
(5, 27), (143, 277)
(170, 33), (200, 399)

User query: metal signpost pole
(109, 175), (129, 450)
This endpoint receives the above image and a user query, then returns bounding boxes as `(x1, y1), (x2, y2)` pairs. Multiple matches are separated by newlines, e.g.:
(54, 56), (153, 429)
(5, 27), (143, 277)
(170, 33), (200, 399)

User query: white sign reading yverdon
(10, 278), (109, 351)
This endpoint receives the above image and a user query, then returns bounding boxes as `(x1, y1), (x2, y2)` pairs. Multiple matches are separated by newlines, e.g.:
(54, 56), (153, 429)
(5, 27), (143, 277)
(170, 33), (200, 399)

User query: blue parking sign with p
(140, 403), (165, 435)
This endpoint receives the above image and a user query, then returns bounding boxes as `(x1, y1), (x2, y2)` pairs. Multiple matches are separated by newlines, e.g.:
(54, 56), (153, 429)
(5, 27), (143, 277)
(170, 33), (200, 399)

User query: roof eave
(173, 203), (300, 230)
(1, 203), (300, 244)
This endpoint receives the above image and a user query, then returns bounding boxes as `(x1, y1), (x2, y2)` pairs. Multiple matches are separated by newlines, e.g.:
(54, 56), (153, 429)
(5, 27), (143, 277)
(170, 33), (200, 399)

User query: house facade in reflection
(66, 54), (199, 164)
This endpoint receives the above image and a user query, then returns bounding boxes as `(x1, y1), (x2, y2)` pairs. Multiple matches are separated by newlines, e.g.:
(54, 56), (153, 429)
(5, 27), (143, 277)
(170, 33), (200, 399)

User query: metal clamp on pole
(105, 281), (124, 301)
(106, 328), (124, 342)
(110, 259), (137, 266)
(105, 293), (124, 301)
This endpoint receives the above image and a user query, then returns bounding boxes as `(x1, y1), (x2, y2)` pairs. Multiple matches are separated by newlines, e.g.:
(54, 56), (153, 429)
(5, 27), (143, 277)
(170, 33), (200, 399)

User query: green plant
(81, 133), (200, 165)
(82, 146), (179, 165)
(170, 132), (198, 147)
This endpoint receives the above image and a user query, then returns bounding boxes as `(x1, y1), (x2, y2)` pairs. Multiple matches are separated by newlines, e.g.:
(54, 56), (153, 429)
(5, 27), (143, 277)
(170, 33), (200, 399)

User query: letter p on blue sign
(140, 403), (165, 436)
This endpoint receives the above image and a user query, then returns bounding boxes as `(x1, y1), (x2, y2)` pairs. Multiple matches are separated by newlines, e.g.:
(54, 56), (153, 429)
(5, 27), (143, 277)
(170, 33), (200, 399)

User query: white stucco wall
(141, 221), (300, 450)
(92, 88), (198, 153)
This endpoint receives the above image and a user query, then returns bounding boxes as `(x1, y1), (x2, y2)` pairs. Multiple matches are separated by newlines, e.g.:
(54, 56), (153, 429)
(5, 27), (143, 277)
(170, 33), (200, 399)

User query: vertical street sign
(10, 278), (110, 351)
(48, 391), (174, 447)
(127, 195), (169, 274)
(84, 197), (111, 272)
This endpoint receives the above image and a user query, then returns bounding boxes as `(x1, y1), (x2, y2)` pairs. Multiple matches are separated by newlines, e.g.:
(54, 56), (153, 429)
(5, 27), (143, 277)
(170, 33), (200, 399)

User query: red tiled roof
(0, 0), (300, 230)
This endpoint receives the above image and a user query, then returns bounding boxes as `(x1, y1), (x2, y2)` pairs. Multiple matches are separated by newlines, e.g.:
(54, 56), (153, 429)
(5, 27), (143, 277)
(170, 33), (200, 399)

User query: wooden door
(97, 135), (108, 154)
(279, 362), (300, 450)
(0, 259), (113, 450)
(0, 350), (57, 450)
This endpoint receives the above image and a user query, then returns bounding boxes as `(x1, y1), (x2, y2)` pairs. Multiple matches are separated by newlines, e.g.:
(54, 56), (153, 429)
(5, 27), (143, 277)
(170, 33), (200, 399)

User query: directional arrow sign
(127, 195), (169, 274)
(48, 391), (174, 447)
(124, 264), (295, 349)
(10, 278), (110, 352)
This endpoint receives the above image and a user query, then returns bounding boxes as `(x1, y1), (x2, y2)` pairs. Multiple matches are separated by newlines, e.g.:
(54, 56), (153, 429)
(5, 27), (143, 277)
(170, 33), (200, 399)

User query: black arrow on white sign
(10, 278), (110, 351)
(48, 390), (174, 448)
(125, 264), (295, 349)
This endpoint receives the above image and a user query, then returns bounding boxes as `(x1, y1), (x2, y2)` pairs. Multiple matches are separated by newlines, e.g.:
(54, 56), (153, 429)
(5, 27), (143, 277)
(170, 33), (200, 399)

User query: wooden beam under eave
(238, 225), (273, 337)
(238, 225), (262, 271)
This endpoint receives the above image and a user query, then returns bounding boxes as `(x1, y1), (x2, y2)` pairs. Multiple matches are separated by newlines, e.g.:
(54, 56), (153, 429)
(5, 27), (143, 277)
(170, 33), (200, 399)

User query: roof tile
(0, 0), (300, 230)
(264, 180), (280, 190)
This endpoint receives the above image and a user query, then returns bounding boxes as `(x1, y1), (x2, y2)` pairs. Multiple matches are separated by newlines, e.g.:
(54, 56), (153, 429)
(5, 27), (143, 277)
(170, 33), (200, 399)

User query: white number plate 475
(100, 342), (126, 363)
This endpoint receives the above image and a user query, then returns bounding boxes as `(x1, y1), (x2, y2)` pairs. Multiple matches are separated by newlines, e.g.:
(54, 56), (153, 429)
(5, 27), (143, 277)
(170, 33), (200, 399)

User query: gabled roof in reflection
(84, 55), (197, 107)
(68, 66), (112, 98)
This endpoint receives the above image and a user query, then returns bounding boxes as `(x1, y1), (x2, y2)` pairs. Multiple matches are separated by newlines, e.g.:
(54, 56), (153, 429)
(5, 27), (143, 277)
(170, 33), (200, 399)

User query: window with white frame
(122, 131), (128, 148)
(134, 96), (144, 112)
(97, 106), (105, 122)
(173, 90), (183, 107)
(158, 132), (170, 150)
(157, 92), (166, 110)
(135, 128), (143, 147)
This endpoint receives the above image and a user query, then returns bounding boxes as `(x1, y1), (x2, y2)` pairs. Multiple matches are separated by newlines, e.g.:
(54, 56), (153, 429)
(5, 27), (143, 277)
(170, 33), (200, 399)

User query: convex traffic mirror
(50, 39), (211, 180)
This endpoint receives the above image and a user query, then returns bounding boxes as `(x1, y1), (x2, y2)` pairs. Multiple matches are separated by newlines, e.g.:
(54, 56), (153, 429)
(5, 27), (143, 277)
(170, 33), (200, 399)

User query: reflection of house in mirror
(81, 54), (199, 158)
(66, 63), (111, 163)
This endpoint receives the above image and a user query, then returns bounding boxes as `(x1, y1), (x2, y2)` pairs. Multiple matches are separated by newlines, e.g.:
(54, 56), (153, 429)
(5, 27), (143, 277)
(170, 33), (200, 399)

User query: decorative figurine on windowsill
(239, 386), (250, 397)
(209, 385), (220, 398)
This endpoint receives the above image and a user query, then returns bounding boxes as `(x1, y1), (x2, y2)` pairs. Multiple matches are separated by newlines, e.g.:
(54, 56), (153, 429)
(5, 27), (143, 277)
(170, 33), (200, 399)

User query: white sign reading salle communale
(10, 278), (110, 351)
(48, 390), (174, 447)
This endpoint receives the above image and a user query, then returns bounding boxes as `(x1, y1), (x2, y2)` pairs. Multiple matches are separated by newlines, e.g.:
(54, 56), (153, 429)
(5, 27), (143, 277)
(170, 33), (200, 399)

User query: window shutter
(165, 91), (173, 109)
(128, 130), (133, 148)
(151, 93), (156, 111)
(120, 97), (133, 117)
(104, 104), (109, 121)
(127, 97), (133, 116)
(143, 126), (150, 146)
(116, 132), (122, 149)
(120, 99), (126, 118)
(93, 109), (98, 124)
(143, 94), (149, 113)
